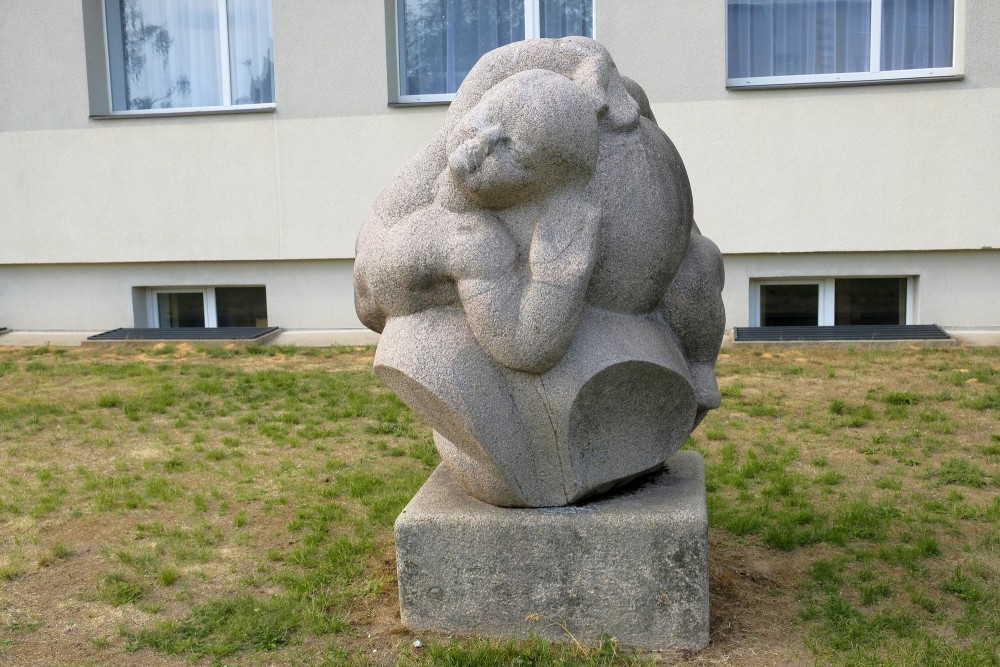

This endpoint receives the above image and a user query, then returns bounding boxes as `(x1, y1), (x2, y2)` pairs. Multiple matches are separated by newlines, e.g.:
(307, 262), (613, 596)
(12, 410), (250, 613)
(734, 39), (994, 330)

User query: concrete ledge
(394, 451), (709, 650)
(730, 338), (957, 348)
(0, 328), (379, 348)
(268, 328), (379, 347)
(724, 327), (1000, 348)
(0, 331), (103, 347)
(945, 329), (1000, 347)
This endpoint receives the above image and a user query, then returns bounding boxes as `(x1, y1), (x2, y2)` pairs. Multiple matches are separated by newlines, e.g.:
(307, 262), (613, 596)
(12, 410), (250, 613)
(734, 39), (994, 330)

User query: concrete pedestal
(394, 451), (709, 650)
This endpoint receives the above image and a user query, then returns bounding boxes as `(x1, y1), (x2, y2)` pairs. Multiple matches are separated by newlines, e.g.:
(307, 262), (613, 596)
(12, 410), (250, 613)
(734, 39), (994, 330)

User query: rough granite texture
(354, 36), (725, 507)
(395, 451), (710, 650)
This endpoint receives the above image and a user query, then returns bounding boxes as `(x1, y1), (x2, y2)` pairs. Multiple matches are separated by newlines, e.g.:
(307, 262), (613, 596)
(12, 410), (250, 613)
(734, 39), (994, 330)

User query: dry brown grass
(0, 343), (997, 666)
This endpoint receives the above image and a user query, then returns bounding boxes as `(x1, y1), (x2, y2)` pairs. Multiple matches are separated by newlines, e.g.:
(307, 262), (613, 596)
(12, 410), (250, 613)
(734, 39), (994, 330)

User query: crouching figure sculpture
(354, 37), (725, 507)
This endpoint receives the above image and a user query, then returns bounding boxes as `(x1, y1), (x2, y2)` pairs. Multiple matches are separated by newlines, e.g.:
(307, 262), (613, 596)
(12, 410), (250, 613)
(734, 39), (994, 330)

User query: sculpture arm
(661, 230), (726, 424)
(455, 198), (601, 374)
(354, 207), (465, 331)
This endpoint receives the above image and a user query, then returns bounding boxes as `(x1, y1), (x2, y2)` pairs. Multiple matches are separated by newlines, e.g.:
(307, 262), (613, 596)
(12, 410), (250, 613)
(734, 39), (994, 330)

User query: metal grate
(733, 324), (951, 342)
(87, 327), (280, 342)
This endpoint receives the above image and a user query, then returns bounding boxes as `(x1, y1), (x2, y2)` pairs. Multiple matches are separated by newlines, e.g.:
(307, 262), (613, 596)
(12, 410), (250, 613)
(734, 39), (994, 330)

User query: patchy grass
(0, 342), (998, 666)
(702, 344), (1000, 667)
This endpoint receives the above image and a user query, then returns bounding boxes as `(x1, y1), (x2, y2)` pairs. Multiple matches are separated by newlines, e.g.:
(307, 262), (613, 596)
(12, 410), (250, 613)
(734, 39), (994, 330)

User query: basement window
(147, 286), (267, 328)
(750, 277), (912, 327)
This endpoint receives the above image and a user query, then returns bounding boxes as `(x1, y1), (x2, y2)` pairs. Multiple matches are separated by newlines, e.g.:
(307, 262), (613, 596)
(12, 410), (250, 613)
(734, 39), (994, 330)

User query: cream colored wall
(0, 0), (450, 265)
(0, 2), (92, 132)
(1, 1), (998, 331)
(2, 1), (997, 264)
(0, 109), (446, 264)
(597, 1), (1000, 255)
(656, 88), (1000, 254)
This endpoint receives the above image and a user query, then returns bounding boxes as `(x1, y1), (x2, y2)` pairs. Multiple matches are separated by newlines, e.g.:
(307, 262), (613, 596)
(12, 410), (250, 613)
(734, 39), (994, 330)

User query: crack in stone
(535, 374), (572, 503)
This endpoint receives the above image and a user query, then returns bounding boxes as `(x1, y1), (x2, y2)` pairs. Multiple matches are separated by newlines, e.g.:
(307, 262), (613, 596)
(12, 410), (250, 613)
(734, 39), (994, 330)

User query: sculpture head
(445, 69), (599, 210)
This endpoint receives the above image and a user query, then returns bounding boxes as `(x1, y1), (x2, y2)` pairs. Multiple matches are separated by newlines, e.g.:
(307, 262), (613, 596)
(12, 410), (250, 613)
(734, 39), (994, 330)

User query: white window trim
(749, 277), (914, 327)
(905, 275), (916, 325)
(97, 0), (276, 117)
(388, 0), (597, 105)
(726, 0), (965, 90)
(749, 279), (828, 327)
(148, 288), (218, 328)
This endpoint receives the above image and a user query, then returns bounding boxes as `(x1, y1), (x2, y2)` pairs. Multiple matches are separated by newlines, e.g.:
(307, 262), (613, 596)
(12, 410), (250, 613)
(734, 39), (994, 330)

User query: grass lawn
(0, 342), (998, 666)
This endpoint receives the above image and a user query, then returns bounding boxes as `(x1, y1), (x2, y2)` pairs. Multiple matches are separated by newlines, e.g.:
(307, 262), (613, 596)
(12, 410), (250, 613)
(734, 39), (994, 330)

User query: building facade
(1, 1), (997, 338)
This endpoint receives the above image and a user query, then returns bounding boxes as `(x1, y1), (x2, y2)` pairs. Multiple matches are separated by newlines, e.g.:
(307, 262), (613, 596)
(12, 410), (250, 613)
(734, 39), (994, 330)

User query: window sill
(388, 100), (452, 108)
(90, 103), (276, 119)
(727, 69), (964, 90)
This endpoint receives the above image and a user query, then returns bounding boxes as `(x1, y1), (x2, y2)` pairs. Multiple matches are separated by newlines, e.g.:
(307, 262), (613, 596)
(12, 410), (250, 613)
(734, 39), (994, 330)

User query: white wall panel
(721, 250), (1000, 329)
(0, 260), (364, 330)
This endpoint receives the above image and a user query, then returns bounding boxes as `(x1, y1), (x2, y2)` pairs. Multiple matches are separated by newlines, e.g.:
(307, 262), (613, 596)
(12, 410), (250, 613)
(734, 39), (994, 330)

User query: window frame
(386, 0), (597, 106)
(749, 277), (915, 327)
(148, 288), (217, 328)
(726, 0), (965, 90)
(88, 0), (276, 118)
(145, 286), (269, 328)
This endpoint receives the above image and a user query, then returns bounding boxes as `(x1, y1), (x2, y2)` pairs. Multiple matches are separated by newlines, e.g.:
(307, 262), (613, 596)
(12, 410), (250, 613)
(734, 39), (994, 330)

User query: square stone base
(394, 450), (708, 650)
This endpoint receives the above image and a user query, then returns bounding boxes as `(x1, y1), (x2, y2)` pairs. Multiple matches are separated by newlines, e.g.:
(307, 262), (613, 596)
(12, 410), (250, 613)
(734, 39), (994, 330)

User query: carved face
(446, 69), (599, 210)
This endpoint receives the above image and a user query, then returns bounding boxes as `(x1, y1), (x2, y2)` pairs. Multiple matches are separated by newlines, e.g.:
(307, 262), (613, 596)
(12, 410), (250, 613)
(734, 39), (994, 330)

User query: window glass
(760, 284), (820, 327)
(105, 0), (273, 111)
(834, 278), (906, 325)
(396, 0), (593, 99)
(399, 0), (525, 96)
(728, 0), (872, 79)
(881, 0), (953, 70)
(157, 293), (206, 327)
(539, 0), (593, 39)
(727, 0), (956, 84)
(228, 0), (275, 104)
(216, 287), (268, 327)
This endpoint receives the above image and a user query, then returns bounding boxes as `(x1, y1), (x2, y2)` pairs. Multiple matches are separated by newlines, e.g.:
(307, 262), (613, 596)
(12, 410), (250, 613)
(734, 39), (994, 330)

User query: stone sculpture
(355, 36), (724, 508)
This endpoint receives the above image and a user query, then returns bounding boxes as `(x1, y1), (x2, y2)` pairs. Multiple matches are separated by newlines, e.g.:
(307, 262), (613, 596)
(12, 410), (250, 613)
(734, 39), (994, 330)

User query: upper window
(391, 0), (594, 104)
(727, 0), (963, 88)
(103, 0), (274, 113)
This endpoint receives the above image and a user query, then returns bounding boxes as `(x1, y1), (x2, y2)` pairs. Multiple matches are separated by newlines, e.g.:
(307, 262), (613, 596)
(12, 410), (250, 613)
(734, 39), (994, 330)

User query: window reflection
(401, 0), (525, 96)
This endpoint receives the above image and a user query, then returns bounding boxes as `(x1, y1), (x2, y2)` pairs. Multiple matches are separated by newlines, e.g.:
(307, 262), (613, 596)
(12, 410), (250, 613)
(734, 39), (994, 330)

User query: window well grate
(734, 325), (951, 343)
(88, 327), (279, 342)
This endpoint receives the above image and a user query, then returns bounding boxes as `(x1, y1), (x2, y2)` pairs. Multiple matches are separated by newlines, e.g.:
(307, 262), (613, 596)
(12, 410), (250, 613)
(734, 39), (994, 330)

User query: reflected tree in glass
(401, 0), (524, 95)
(539, 0), (593, 38)
(113, 0), (223, 110)
(228, 0), (274, 104)
(119, 0), (188, 109)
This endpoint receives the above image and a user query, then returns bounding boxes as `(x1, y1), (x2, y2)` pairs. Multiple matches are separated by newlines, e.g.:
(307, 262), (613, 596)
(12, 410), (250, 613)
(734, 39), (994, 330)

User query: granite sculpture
(354, 36), (725, 508)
